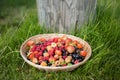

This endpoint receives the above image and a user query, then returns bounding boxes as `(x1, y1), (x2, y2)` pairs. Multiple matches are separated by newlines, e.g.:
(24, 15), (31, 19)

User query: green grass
(0, 0), (120, 80)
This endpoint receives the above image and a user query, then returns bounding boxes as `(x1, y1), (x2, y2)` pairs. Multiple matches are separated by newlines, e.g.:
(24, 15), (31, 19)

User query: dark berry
(78, 59), (82, 62)
(75, 48), (83, 54)
(62, 50), (68, 56)
(69, 53), (72, 56)
(66, 51), (69, 56)
(56, 65), (61, 67)
(71, 59), (75, 64)
(75, 54), (80, 59)
(36, 42), (42, 45)
(48, 63), (52, 66)
(62, 52), (66, 56)
(72, 53), (76, 59)
(62, 49), (66, 53)
(73, 51), (77, 54)
(26, 51), (29, 55)
(62, 56), (67, 59)
(79, 48), (83, 51)
(76, 49), (80, 54)
(44, 60), (49, 64)
(72, 53), (81, 60)
(43, 49), (47, 53)
(78, 56), (84, 62)
(62, 51), (69, 56)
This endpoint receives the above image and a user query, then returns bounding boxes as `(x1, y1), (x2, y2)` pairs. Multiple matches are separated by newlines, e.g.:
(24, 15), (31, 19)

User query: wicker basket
(20, 33), (92, 71)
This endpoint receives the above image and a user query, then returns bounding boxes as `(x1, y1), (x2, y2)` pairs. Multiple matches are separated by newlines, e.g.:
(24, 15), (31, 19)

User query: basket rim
(20, 33), (92, 70)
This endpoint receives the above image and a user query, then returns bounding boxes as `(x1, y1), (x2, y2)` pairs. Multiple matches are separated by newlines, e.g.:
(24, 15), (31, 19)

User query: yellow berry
(51, 42), (57, 47)
(54, 54), (59, 60)
(46, 46), (52, 51)
(55, 60), (60, 66)
(52, 64), (56, 67)
(43, 52), (49, 57)
(32, 58), (38, 63)
(40, 61), (47, 66)
(59, 58), (64, 63)
(67, 56), (72, 60)
(65, 57), (72, 63)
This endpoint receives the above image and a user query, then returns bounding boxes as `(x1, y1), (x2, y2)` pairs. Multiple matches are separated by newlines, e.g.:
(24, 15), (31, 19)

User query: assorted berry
(26, 35), (87, 67)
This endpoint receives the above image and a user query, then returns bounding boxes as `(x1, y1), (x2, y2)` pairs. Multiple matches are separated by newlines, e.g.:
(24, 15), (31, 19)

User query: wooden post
(36, 0), (96, 33)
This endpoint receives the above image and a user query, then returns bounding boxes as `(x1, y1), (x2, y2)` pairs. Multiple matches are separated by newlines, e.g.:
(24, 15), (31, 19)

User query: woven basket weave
(20, 33), (92, 71)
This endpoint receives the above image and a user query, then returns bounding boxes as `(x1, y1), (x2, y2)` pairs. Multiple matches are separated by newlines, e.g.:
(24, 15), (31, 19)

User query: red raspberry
(61, 45), (65, 49)
(41, 47), (45, 51)
(62, 56), (67, 59)
(58, 47), (62, 51)
(43, 43), (47, 47)
(43, 57), (49, 61)
(59, 46), (65, 51)
(38, 51), (43, 56)
(47, 42), (51, 46)
(38, 56), (43, 63)
(74, 60), (79, 64)
(54, 46), (59, 50)
(62, 64), (67, 67)
(48, 39), (54, 42)
(30, 45), (37, 52)
(36, 46), (41, 51)
(38, 56), (43, 60)
(53, 38), (58, 43)
(61, 40), (65, 45)
(34, 53), (41, 59)
(34, 53), (39, 58)
(48, 49), (54, 56)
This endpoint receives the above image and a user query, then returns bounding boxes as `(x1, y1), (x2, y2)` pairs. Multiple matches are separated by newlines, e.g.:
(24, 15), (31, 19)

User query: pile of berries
(26, 35), (87, 67)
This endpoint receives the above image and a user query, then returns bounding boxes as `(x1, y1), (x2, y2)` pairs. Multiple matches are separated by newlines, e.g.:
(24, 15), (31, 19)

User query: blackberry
(76, 49), (80, 54)
(44, 60), (49, 64)
(81, 56), (85, 60)
(26, 51), (29, 55)
(72, 53), (76, 59)
(79, 48), (83, 51)
(36, 62), (40, 65)
(78, 56), (85, 62)
(62, 49), (66, 53)
(56, 65), (61, 67)
(75, 54), (80, 59)
(43, 49), (47, 53)
(36, 42), (42, 45)
(63, 51), (69, 56)
(73, 52), (77, 54)
(47, 63), (52, 66)
(62, 52), (67, 56)
(69, 54), (72, 56)
(66, 52), (70, 56)
(71, 59), (75, 64)
(75, 48), (83, 54)
(62, 49), (67, 56)
(78, 59), (83, 62)
(72, 53), (82, 60)
(75, 47), (79, 50)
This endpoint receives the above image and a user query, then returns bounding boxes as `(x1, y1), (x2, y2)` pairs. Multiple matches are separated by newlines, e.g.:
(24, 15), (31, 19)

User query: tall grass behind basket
(20, 34), (92, 71)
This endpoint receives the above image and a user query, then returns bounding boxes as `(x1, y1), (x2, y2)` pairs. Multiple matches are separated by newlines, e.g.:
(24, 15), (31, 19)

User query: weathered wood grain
(37, 0), (96, 33)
